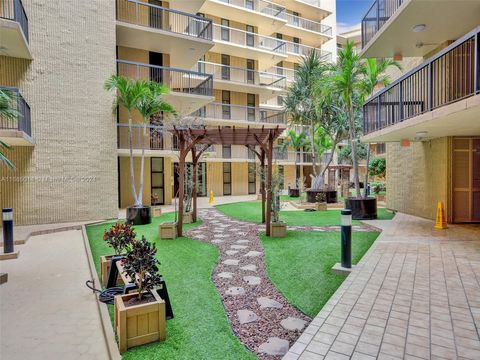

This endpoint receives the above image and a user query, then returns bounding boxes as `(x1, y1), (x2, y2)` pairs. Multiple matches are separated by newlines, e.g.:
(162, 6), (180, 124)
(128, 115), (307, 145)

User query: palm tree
(284, 51), (328, 189)
(104, 75), (147, 207)
(0, 89), (19, 170)
(361, 58), (400, 197)
(280, 129), (308, 187)
(328, 42), (365, 197)
(135, 81), (176, 205)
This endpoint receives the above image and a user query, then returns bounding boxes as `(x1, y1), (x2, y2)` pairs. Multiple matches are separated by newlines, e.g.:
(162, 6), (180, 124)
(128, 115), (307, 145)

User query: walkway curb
(81, 224), (121, 360)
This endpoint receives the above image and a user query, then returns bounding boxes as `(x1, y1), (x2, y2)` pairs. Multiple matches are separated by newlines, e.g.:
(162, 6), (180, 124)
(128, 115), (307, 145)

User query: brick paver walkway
(0, 230), (110, 360)
(283, 213), (480, 360)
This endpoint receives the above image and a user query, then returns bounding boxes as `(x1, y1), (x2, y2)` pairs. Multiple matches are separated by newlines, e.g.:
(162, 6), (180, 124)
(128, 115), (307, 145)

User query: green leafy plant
(123, 236), (163, 300)
(368, 157), (386, 178)
(0, 89), (19, 170)
(103, 222), (136, 255)
(315, 192), (326, 203)
(337, 142), (368, 165)
(370, 181), (386, 195)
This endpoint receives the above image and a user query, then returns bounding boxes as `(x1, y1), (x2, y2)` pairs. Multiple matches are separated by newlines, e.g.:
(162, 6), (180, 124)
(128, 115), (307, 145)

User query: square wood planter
(183, 212), (193, 224)
(316, 202), (327, 211)
(270, 222), (287, 237)
(100, 255), (124, 287)
(114, 290), (166, 353)
(159, 222), (176, 239)
(152, 206), (162, 218)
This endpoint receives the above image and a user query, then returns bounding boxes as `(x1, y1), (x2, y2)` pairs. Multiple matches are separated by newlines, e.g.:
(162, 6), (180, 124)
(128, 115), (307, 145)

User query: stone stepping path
(186, 208), (311, 359)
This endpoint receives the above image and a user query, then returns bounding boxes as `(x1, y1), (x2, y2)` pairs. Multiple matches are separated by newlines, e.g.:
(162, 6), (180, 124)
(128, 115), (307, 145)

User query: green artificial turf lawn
(216, 201), (394, 225)
(86, 213), (255, 360)
(261, 231), (380, 318)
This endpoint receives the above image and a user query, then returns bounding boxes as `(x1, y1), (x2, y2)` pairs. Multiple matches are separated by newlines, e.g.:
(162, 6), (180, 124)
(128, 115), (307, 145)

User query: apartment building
(360, 0), (480, 223)
(0, 0), (337, 225)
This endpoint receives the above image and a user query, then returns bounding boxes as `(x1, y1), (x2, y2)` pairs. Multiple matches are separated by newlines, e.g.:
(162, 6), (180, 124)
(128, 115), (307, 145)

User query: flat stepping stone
(214, 234), (228, 238)
(258, 337), (289, 356)
(223, 259), (240, 266)
(225, 287), (245, 296)
(257, 297), (283, 309)
(280, 317), (307, 331)
(211, 239), (224, 243)
(243, 275), (261, 286)
(237, 309), (258, 324)
(217, 272), (233, 279)
(236, 240), (250, 244)
(244, 251), (262, 257)
(240, 264), (257, 272)
(231, 245), (248, 250)
(195, 234), (206, 239)
(225, 250), (238, 256)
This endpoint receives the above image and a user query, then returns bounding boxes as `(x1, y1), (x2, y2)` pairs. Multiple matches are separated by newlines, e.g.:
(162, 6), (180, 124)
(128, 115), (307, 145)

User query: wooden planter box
(152, 206), (162, 218)
(159, 222), (176, 239)
(376, 194), (386, 202)
(183, 212), (193, 224)
(316, 202), (327, 211)
(270, 222), (287, 237)
(115, 291), (166, 353)
(100, 255), (124, 288)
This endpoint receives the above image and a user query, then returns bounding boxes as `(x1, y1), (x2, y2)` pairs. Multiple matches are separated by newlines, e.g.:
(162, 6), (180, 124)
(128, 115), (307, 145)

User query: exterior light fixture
(340, 209), (352, 268)
(412, 24), (426, 33)
(415, 131), (428, 139)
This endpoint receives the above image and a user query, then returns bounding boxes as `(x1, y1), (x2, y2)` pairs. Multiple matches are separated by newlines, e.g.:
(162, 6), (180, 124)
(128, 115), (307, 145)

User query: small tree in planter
(100, 223), (136, 287)
(270, 171), (287, 237)
(115, 236), (166, 353)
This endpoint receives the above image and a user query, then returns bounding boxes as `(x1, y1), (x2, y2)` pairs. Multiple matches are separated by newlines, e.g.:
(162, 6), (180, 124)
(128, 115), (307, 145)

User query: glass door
(151, 157), (165, 205)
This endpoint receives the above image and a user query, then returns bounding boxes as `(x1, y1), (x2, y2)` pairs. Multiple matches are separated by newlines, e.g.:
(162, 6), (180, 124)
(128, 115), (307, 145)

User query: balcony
(212, 24), (287, 70)
(191, 102), (287, 126)
(282, 13), (332, 46)
(360, 0), (480, 58)
(117, 123), (177, 156)
(0, 0), (31, 59)
(201, 0), (287, 35)
(275, 0), (332, 20)
(0, 87), (33, 146)
(363, 27), (480, 142)
(283, 40), (332, 63)
(115, 0), (213, 69)
(117, 60), (214, 114)
(196, 61), (286, 98)
(268, 66), (295, 83)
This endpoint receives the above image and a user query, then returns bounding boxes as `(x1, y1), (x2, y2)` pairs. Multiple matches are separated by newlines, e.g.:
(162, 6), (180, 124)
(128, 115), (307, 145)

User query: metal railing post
(428, 62), (433, 111)
(475, 33), (479, 93)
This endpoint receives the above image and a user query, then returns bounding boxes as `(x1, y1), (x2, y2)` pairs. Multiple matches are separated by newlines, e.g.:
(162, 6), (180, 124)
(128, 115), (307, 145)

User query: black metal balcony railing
(117, 123), (170, 150)
(361, 0), (403, 48)
(0, 87), (31, 136)
(196, 61), (287, 89)
(117, 60), (213, 97)
(363, 27), (480, 135)
(191, 102), (287, 124)
(116, 0), (212, 41)
(0, 0), (29, 41)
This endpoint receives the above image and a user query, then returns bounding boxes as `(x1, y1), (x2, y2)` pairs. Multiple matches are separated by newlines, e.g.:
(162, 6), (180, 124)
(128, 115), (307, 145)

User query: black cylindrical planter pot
(288, 188), (300, 197)
(126, 205), (152, 225)
(345, 197), (377, 220)
(306, 190), (338, 204)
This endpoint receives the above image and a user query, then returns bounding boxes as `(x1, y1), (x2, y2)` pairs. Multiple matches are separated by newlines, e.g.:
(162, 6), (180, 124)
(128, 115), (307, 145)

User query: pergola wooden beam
(170, 126), (284, 237)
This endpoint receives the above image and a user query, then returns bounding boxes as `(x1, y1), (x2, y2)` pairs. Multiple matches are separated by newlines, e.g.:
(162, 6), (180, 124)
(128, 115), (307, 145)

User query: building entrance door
(452, 137), (480, 222)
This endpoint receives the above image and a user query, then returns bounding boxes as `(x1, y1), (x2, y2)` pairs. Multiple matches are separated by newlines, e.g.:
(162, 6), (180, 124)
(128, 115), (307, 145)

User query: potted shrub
(270, 172), (287, 237)
(101, 223), (135, 287)
(115, 236), (166, 353)
(315, 193), (327, 211)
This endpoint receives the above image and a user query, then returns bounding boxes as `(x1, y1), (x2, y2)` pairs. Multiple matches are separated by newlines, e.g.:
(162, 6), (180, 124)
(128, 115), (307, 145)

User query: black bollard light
(340, 208), (352, 268)
(3, 208), (14, 254)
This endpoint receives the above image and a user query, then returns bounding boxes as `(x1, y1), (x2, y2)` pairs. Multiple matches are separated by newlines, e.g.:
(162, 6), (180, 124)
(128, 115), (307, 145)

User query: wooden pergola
(171, 126), (285, 237)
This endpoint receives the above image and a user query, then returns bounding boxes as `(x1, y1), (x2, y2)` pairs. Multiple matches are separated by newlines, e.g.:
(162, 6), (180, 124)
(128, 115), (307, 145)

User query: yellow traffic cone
(434, 201), (448, 229)
(209, 191), (214, 206)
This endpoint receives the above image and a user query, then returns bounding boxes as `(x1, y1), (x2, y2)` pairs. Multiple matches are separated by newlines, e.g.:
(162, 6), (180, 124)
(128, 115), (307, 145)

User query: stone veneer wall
(386, 138), (450, 220)
(0, 1), (117, 225)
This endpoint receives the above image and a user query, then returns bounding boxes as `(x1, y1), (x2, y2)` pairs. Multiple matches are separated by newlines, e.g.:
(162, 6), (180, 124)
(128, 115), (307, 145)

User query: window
(246, 59), (255, 84)
(223, 162), (232, 195)
(248, 146), (256, 160)
(221, 19), (230, 41)
(247, 93), (256, 122)
(292, 11), (300, 26)
(376, 143), (386, 155)
(276, 61), (283, 76)
(245, 0), (254, 10)
(197, 54), (205, 73)
(222, 145), (231, 159)
(246, 25), (254, 47)
(276, 33), (283, 39)
(222, 90), (231, 119)
(248, 163), (256, 194)
(221, 54), (230, 80)
(151, 157), (164, 205)
(293, 37), (300, 53)
(277, 95), (284, 106)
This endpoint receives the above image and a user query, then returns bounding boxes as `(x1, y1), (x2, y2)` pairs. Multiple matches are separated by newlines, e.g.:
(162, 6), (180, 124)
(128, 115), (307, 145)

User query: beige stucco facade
(0, 1), (117, 225)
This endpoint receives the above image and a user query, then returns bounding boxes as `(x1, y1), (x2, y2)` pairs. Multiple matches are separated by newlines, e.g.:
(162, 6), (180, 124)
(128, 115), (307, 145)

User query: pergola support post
(260, 149), (266, 224)
(266, 132), (273, 237)
(191, 147), (198, 223)
(177, 136), (186, 238)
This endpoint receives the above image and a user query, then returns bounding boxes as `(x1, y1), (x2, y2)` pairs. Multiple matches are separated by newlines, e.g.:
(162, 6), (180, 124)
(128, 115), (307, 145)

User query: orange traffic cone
(434, 201), (448, 229)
